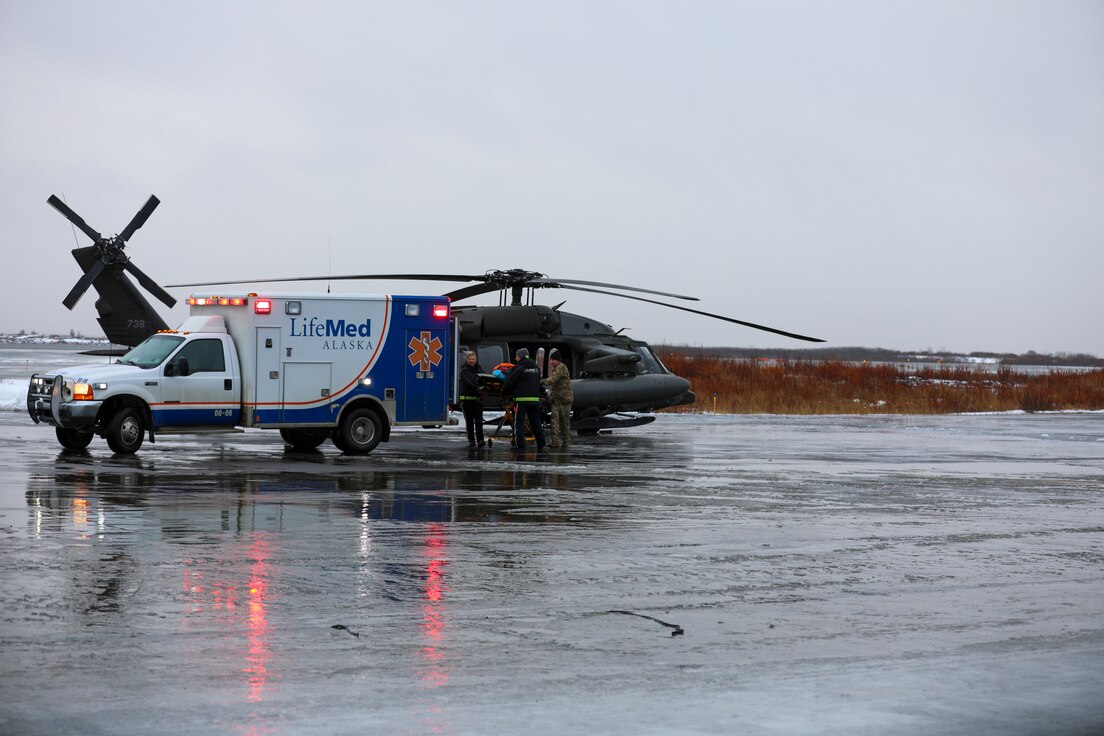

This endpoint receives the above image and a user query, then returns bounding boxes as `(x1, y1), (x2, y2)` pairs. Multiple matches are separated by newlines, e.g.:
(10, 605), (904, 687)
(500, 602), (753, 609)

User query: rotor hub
(483, 269), (545, 286)
(98, 236), (130, 266)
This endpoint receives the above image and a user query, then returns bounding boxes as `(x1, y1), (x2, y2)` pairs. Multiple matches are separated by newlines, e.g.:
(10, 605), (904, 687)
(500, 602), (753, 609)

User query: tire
(279, 427), (328, 451)
(55, 427), (94, 450)
(336, 408), (382, 454)
(330, 429), (350, 453)
(106, 407), (144, 454)
(575, 407), (601, 437)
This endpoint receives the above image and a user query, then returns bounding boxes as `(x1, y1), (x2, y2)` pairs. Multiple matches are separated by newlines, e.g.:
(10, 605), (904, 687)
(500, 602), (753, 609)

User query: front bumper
(27, 375), (102, 429)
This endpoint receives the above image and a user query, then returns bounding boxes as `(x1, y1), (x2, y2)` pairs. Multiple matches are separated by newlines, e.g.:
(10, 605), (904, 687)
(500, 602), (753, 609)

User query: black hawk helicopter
(47, 194), (176, 347)
(48, 195), (824, 433)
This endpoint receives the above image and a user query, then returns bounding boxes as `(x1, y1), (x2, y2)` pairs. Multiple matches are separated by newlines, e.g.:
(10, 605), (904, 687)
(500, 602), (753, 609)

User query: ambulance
(27, 293), (455, 454)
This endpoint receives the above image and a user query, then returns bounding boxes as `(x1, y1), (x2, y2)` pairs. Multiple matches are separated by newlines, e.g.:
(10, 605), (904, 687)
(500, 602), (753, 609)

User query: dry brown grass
(658, 354), (1104, 414)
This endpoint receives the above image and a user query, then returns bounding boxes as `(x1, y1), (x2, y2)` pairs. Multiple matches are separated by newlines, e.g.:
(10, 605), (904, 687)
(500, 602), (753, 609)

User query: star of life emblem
(408, 331), (443, 371)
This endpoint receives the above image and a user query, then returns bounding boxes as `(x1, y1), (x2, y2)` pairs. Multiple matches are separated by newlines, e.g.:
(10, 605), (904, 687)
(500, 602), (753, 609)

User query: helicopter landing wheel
(576, 407), (601, 437)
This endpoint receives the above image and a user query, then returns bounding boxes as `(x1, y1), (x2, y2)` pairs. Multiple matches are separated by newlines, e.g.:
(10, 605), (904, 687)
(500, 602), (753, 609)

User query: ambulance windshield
(118, 335), (185, 369)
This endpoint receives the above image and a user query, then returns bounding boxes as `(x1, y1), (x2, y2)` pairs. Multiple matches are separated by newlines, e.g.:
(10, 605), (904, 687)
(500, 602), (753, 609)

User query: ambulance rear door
(403, 326), (449, 423)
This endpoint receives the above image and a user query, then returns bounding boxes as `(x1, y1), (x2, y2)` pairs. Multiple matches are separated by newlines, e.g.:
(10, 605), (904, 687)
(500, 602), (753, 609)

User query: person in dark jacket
(500, 347), (546, 451)
(458, 351), (485, 447)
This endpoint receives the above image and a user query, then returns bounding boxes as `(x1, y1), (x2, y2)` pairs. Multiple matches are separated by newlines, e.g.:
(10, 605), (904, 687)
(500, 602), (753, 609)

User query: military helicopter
(46, 193), (176, 347)
(48, 195), (824, 432)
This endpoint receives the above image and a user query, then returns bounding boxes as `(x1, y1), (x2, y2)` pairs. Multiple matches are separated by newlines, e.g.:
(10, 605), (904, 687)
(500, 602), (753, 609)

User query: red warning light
(254, 299), (272, 315)
(432, 304), (449, 319)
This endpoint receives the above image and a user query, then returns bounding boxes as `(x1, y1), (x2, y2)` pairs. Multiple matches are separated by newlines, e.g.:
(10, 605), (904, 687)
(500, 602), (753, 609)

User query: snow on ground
(1, 379), (22, 411)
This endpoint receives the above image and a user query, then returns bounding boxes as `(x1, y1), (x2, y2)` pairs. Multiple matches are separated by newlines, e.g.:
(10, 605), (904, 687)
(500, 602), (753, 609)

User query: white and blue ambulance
(27, 292), (456, 454)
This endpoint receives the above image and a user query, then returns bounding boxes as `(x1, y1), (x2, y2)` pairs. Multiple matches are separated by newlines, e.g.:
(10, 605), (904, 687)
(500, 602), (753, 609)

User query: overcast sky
(2, 1), (1101, 354)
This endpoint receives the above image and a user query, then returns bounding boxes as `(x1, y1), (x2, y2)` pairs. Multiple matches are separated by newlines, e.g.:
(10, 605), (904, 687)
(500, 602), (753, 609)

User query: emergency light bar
(187, 297), (248, 307)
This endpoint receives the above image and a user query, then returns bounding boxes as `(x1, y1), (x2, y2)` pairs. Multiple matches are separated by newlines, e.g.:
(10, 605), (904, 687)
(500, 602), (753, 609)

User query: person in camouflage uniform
(541, 349), (573, 447)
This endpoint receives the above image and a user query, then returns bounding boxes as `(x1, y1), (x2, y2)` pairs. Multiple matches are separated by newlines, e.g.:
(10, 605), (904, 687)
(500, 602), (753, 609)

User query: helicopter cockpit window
(634, 346), (666, 374)
(478, 344), (505, 369)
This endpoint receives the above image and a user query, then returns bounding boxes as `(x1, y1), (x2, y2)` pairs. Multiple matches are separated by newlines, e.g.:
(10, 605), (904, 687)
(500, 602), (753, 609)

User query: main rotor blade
(561, 284), (825, 342)
(533, 277), (700, 302)
(124, 261), (177, 308)
(118, 195), (160, 242)
(166, 273), (485, 288)
(445, 283), (503, 302)
(47, 195), (101, 242)
(62, 259), (107, 310)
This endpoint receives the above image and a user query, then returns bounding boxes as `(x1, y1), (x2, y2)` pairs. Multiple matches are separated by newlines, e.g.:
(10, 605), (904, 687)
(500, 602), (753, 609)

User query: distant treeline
(655, 354), (1104, 414)
(654, 345), (1104, 368)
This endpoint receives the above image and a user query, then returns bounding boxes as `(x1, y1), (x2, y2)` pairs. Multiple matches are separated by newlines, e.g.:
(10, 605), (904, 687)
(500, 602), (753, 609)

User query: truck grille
(26, 374), (57, 425)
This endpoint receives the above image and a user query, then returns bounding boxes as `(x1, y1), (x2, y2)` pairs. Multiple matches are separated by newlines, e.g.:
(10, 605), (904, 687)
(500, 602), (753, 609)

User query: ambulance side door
(161, 336), (239, 426)
(254, 327), (282, 423)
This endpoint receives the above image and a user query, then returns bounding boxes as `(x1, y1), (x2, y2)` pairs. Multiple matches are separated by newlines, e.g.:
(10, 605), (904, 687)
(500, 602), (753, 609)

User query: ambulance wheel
(279, 428), (328, 451)
(106, 407), (144, 454)
(330, 429), (349, 453)
(337, 408), (382, 454)
(55, 427), (94, 450)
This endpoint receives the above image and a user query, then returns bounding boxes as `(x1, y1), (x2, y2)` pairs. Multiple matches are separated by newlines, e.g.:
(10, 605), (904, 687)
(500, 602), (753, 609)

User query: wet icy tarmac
(1, 412), (1102, 736)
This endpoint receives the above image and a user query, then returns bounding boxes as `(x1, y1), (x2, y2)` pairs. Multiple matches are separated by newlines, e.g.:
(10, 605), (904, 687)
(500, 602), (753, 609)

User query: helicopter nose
(634, 374), (690, 406)
(659, 375), (693, 408)
(573, 373), (693, 412)
(675, 389), (696, 406)
(644, 374), (694, 409)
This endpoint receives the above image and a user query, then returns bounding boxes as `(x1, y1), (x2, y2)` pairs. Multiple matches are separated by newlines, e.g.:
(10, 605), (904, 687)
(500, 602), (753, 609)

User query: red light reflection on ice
(244, 538), (272, 703)
(419, 523), (450, 689)
(179, 536), (274, 706)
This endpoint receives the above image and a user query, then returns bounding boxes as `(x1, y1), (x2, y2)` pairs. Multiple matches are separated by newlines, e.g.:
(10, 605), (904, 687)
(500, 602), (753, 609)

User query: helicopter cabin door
(403, 327), (449, 423)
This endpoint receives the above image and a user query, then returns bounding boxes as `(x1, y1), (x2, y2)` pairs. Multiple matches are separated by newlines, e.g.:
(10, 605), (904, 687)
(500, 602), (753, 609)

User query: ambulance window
(478, 345), (504, 369)
(175, 339), (226, 373)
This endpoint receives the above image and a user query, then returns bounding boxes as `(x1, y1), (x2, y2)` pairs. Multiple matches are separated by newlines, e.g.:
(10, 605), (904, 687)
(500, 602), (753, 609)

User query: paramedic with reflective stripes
(459, 351), (485, 447)
(500, 347), (546, 451)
